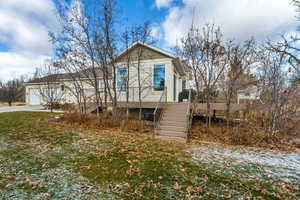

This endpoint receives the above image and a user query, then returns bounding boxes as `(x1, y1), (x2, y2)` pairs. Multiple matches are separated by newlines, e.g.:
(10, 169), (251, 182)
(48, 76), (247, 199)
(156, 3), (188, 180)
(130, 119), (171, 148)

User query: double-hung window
(43, 88), (60, 102)
(117, 67), (127, 91)
(153, 64), (165, 91)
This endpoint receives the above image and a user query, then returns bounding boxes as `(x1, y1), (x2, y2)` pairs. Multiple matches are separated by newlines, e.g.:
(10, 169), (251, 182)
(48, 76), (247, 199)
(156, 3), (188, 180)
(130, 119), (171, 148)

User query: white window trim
(116, 67), (127, 92)
(98, 79), (105, 92)
(152, 64), (166, 92)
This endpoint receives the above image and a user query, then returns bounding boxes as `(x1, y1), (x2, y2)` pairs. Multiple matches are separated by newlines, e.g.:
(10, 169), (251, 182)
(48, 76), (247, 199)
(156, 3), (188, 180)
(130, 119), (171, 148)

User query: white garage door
(29, 88), (41, 105)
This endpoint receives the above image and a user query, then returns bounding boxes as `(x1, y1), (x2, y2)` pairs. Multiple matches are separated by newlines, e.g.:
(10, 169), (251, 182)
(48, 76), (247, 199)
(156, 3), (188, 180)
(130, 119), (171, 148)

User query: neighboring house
(237, 85), (261, 104)
(25, 42), (190, 106)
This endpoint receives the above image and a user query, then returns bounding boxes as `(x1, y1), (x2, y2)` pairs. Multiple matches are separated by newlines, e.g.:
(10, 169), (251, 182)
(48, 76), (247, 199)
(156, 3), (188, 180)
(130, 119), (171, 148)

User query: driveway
(0, 105), (63, 113)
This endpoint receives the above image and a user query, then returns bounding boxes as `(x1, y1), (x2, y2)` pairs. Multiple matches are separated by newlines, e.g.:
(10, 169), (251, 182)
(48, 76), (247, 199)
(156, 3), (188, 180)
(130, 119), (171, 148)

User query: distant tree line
(0, 78), (26, 106)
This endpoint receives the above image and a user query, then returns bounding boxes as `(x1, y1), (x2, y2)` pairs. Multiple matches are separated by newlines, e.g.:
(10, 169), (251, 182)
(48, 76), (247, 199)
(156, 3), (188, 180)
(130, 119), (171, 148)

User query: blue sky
(0, 0), (298, 81)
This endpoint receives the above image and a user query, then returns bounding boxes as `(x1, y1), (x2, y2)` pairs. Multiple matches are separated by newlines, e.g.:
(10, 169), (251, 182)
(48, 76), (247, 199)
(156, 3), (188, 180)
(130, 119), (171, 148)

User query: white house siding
(25, 84), (65, 105)
(115, 58), (180, 102)
(61, 80), (101, 104)
(26, 59), (188, 105)
(237, 86), (260, 104)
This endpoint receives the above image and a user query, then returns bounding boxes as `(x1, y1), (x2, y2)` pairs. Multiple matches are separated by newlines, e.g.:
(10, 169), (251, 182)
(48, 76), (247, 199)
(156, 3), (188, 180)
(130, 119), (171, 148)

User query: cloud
(150, 25), (164, 41)
(0, 0), (59, 55)
(0, 0), (59, 81)
(160, 0), (298, 47)
(155, 0), (174, 9)
(0, 52), (50, 81)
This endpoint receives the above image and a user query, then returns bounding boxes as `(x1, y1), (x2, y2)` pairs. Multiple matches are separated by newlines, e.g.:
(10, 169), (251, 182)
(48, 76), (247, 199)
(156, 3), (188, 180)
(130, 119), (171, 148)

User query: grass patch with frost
(0, 112), (299, 199)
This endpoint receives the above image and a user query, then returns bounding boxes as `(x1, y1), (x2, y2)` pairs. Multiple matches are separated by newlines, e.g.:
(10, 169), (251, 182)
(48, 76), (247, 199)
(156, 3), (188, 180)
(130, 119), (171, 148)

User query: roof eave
(115, 41), (177, 61)
(172, 59), (189, 77)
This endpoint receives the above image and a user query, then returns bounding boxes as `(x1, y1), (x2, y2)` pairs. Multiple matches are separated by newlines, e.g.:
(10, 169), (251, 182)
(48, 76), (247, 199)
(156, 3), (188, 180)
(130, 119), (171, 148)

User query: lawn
(0, 112), (299, 199)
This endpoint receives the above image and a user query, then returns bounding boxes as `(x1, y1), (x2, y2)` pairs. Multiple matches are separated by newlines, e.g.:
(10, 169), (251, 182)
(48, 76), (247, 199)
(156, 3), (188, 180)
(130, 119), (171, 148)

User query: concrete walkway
(0, 105), (63, 113)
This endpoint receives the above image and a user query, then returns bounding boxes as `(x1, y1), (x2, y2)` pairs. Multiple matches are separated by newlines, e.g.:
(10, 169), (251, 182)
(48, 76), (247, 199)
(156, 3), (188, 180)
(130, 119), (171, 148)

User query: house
(25, 42), (192, 142)
(25, 42), (190, 106)
(237, 85), (261, 104)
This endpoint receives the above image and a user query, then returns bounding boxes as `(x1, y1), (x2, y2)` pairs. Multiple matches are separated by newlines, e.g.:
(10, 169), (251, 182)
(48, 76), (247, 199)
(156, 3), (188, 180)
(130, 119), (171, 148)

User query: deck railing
(186, 87), (194, 137)
(153, 87), (167, 135)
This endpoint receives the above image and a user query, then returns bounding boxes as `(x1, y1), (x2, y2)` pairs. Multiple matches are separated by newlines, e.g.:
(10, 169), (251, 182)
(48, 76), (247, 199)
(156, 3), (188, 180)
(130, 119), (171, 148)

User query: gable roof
(115, 42), (190, 76)
(116, 41), (177, 61)
(26, 73), (72, 84)
(26, 67), (112, 85)
(27, 43), (189, 85)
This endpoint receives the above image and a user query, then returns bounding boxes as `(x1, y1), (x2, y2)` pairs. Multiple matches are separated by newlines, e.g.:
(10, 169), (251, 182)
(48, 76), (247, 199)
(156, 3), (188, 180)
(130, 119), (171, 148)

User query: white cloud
(155, 0), (174, 9)
(160, 0), (298, 47)
(0, 0), (60, 81)
(150, 25), (163, 41)
(0, 52), (50, 81)
(0, 0), (59, 54)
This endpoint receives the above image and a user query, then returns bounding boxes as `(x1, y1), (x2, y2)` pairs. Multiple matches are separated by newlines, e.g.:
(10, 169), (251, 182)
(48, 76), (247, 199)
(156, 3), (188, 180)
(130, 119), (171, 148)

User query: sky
(0, 0), (298, 81)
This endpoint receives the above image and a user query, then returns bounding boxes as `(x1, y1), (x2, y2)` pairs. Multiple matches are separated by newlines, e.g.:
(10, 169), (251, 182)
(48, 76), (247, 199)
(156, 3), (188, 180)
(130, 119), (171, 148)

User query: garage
(28, 88), (41, 105)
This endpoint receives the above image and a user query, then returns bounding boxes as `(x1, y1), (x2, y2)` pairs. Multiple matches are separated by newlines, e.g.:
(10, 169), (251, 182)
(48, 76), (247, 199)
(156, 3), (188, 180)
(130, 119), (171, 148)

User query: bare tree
(179, 24), (227, 127)
(129, 23), (155, 124)
(220, 38), (257, 125)
(121, 28), (133, 120)
(97, 0), (119, 118)
(0, 78), (24, 106)
(256, 46), (300, 135)
(177, 25), (203, 98)
(36, 61), (64, 112)
(50, 0), (119, 117)
(55, 55), (91, 115)
(267, 0), (300, 77)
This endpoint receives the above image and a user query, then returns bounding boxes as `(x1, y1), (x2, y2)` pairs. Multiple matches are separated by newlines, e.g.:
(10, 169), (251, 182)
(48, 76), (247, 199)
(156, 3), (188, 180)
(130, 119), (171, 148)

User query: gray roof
(26, 67), (112, 84)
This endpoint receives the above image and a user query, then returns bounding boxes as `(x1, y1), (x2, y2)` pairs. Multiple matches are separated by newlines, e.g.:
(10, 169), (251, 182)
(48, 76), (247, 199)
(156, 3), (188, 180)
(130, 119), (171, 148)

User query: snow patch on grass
(189, 144), (300, 189)
(0, 163), (112, 199)
(0, 135), (9, 151)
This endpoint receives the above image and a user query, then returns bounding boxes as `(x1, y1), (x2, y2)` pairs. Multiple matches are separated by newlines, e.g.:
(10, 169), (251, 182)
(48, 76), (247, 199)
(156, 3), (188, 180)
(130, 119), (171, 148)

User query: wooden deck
(102, 102), (182, 109)
(195, 103), (247, 113)
(81, 102), (249, 115)
(89, 102), (249, 110)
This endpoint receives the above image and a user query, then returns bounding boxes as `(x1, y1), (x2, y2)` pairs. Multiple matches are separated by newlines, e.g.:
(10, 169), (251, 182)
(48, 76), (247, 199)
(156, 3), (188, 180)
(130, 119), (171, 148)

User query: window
(98, 79), (105, 92)
(43, 88), (60, 102)
(153, 64), (165, 91)
(61, 85), (65, 91)
(117, 67), (127, 91)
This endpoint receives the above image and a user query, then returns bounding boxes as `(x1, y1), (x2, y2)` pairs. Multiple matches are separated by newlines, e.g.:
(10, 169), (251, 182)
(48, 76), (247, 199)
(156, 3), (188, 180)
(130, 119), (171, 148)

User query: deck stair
(155, 103), (191, 143)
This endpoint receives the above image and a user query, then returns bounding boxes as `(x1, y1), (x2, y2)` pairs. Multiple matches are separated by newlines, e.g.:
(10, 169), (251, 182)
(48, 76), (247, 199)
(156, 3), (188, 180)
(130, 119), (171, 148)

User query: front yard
(0, 112), (299, 199)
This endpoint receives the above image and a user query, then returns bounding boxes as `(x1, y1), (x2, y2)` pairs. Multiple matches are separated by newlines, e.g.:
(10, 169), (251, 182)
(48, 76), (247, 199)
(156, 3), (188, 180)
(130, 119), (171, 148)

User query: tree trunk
(206, 101), (211, 127)
(226, 101), (231, 128)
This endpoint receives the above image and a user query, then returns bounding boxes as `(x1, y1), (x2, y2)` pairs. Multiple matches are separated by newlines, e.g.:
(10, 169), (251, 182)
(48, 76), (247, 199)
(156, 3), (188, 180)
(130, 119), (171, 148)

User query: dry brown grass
(63, 112), (153, 134)
(59, 103), (75, 111)
(190, 121), (299, 151)
(0, 102), (26, 107)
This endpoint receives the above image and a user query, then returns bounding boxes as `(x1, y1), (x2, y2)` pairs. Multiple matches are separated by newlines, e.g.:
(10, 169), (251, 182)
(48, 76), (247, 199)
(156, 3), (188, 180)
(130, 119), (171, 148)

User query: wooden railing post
(165, 87), (167, 103)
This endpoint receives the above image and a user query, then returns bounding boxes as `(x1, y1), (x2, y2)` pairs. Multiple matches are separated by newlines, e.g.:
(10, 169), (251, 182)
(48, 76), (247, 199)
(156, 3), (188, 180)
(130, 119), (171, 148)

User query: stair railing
(153, 87), (167, 136)
(186, 87), (194, 138)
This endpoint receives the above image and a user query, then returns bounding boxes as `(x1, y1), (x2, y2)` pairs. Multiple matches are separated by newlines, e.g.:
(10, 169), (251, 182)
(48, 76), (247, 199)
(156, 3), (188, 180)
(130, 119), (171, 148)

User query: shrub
(63, 111), (152, 133)
(191, 120), (295, 150)
(59, 103), (75, 112)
